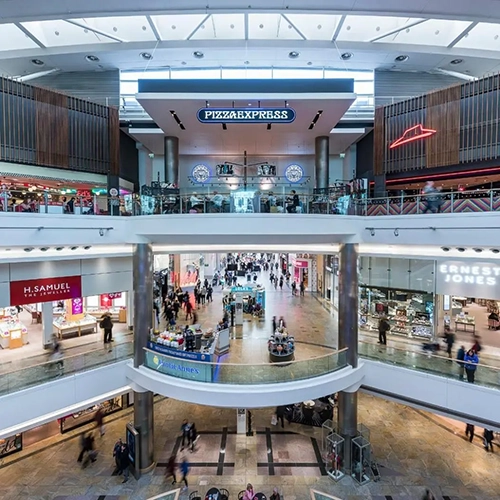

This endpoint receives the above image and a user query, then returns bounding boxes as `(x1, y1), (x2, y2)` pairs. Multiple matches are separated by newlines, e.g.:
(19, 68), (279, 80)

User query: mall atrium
(1, 1), (500, 499)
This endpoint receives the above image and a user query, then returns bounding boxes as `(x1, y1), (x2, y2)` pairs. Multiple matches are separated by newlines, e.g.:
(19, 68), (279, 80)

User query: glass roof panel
(337, 15), (422, 42)
(190, 15), (216, 40)
(248, 13), (282, 39)
(286, 14), (341, 40)
(0, 24), (39, 51)
(72, 16), (155, 42)
(455, 22), (500, 51)
(151, 14), (207, 41)
(212, 14), (245, 39)
(277, 15), (304, 40)
(21, 20), (118, 46)
(379, 19), (472, 46)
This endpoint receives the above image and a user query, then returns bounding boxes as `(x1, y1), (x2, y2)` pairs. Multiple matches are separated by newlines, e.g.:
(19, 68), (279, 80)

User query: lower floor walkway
(0, 394), (498, 500)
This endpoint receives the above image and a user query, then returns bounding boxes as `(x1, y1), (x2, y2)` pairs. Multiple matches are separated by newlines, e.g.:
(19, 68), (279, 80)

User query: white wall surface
(0, 360), (130, 439)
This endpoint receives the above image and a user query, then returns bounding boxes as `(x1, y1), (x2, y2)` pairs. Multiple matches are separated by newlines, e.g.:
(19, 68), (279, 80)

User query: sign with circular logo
(192, 164), (211, 184)
(109, 188), (119, 197)
(284, 164), (304, 183)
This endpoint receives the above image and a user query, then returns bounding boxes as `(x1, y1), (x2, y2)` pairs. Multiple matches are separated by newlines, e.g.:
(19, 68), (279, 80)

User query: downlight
(31, 59), (45, 66)
(473, 248), (483, 253)
(24, 247), (34, 252)
(450, 59), (463, 65)
(70, 246), (79, 251)
(40, 247), (49, 252)
(55, 247), (64, 251)
(85, 55), (100, 62)
(288, 51), (300, 59)
(340, 52), (353, 60)
(441, 247), (450, 252)
(457, 247), (466, 253)
(84, 246), (92, 250)
(193, 51), (204, 59)
(140, 52), (153, 60)
(491, 249), (500, 254)
(395, 55), (409, 62)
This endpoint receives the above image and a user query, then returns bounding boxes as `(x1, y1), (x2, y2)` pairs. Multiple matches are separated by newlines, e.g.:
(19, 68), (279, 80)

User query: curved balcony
(126, 347), (364, 408)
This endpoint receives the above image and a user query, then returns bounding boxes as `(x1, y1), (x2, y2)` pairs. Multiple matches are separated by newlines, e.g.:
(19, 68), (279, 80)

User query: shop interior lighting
(308, 110), (323, 130)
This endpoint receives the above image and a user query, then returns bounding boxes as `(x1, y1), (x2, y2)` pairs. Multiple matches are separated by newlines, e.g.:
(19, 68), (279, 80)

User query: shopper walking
(94, 408), (105, 437)
(180, 419), (191, 451)
(465, 423), (475, 443)
(243, 483), (255, 500)
(200, 286), (206, 305)
(185, 300), (193, 321)
(378, 317), (390, 345)
(464, 349), (479, 383)
(276, 406), (286, 429)
(456, 345), (466, 380)
(180, 456), (190, 491)
(484, 429), (494, 452)
(291, 281), (297, 296)
(189, 422), (198, 452)
(207, 285), (213, 303)
(279, 276), (284, 290)
(444, 330), (455, 358)
(272, 316), (277, 334)
(300, 281), (305, 296)
(166, 454), (177, 484)
(422, 489), (436, 500)
(112, 438), (123, 474)
(100, 312), (114, 344)
(119, 443), (130, 483)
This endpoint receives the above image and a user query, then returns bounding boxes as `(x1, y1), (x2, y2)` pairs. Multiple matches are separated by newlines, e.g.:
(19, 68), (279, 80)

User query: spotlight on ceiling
(140, 52), (153, 60)
(40, 247), (49, 252)
(84, 246), (92, 250)
(193, 51), (204, 59)
(24, 247), (34, 252)
(450, 58), (463, 65)
(56, 247), (64, 251)
(340, 52), (353, 60)
(457, 247), (466, 252)
(441, 247), (450, 252)
(491, 248), (500, 254)
(85, 55), (100, 62)
(31, 59), (45, 66)
(70, 246), (79, 251)
(395, 55), (409, 62)
(288, 51), (300, 59)
(473, 248), (483, 253)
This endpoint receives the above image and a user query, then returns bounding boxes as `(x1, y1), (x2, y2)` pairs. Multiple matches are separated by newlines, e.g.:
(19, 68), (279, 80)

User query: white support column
(41, 302), (53, 348)
(126, 291), (134, 330)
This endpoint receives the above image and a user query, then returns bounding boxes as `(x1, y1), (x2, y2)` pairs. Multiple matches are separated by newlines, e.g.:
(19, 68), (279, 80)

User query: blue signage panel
(197, 107), (296, 124)
(231, 286), (254, 293)
(145, 350), (213, 382)
(147, 340), (212, 362)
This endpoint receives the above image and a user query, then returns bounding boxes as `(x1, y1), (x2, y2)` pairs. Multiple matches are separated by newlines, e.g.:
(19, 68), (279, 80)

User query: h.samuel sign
(197, 107), (296, 124)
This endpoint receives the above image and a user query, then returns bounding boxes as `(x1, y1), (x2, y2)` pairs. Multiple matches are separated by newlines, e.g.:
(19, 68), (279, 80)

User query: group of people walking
(465, 424), (495, 452)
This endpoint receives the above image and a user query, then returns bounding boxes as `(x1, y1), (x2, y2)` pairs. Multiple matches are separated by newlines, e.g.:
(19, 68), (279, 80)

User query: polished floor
(0, 394), (498, 499)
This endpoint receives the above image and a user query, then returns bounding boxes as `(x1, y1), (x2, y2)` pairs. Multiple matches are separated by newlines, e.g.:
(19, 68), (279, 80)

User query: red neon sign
(389, 124), (437, 149)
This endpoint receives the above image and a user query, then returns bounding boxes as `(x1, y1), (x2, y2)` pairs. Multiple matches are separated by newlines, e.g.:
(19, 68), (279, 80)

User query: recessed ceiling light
(244, 60), (250, 65)
(40, 247), (49, 252)
(259, 24), (264, 29)
(85, 55), (100, 62)
(113, 27), (118, 32)
(289, 51), (300, 59)
(31, 59), (44, 66)
(340, 52), (353, 60)
(84, 246), (92, 250)
(450, 58), (463, 65)
(56, 247), (64, 251)
(142, 26), (147, 31)
(230, 24), (235, 29)
(140, 52), (153, 60)
(395, 55), (409, 62)
(307, 61), (313, 65)
(24, 247), (33, 252)
(70, 246), (79, 251)
(193, 51), (204, 59)
(181, 61), (187, 65)
(346, 25), (351, 31)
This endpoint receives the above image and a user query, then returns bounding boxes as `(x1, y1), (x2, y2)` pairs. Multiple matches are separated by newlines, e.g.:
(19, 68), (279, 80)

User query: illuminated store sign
(390, 124), (437, 149)
(10, 275), (82, 306)
(436, 261), (500, 298)
(197, 107), (296, 124)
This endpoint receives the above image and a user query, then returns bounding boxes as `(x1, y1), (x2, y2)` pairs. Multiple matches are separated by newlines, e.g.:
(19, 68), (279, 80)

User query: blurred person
(270, 488), (281, 500)
(243, 483), (255, 500)
(422, 181), (439, 214)
(99, 312), (114, 344)
(444, 330), (455, 358)
(50, 334), (64, 371)
(378, 316), (390, 346)
(118, 442), (130, 483)
(166, 454), (177, 484)
(211, 191), (224, 212)
(422, 489), (436, 500)
(180, 419), (191, 451)
(465, 423), (475, 443)
(189, 422), (198, 452)
(484, 429), (494, 452)
(94, 407), (105, 437)
(112, 438), (123, 474)
(456, 345), (466, 380)
(300, 280), (305, 296)
(180, 455), (190, 491)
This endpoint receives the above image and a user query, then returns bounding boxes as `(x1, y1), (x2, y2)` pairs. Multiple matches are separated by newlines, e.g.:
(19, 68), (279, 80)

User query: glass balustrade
(3, 188), (499, 216)
(0, 340), (133, 396)
(143, 347), (348, 384)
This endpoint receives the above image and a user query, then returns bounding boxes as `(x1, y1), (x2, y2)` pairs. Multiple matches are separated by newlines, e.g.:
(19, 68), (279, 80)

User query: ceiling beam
(187, 14), (211, 41)
(244, 13), (249, 40)
(369, 18), (428, 43)
(64, 19), (125, 42)
(331, 15), (346, 42)
(146, 15), (162, 41)
(281, 14), (306, 40)
(15, 23), (46, 48)
(447, 21), (478, 48)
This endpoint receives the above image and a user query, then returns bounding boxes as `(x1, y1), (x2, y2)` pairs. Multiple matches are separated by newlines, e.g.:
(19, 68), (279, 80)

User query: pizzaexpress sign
(197, 107), (296, 124)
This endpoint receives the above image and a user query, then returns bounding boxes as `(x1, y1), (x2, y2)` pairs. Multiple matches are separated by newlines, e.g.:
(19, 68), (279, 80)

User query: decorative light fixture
(389, 124), (437, 149)
(395, 55), (409, 62)
(140, 52), (153, 60)
(85, 55), (100, 62)
(31, 59), (45, 66)
(288, 51), (300, 59)
(450, 59), (463, 65)
(193, 51), (204, 59)
(340, 52), (353, 60)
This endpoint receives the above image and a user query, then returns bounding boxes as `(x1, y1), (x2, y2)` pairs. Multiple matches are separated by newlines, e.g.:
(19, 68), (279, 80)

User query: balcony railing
(3, 187), (499, 217)
(143, 346), (348, 384)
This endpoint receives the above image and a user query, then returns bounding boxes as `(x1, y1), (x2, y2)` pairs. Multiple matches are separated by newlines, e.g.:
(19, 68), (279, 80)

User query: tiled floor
(1, 394), (499, 500)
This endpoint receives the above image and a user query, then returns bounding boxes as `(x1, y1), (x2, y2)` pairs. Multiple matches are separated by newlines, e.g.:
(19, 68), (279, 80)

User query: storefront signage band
(436, 261), (500, 299)
(10, 275), (82, 306)
(147, 340), (211, 362)
(197, 107), (296, 124)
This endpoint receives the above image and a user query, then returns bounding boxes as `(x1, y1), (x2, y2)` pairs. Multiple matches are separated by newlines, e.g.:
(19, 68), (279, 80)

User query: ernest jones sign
(436, 262), (500, 299)
(10, 275), (82, 306)
(197, 107), (296, 124)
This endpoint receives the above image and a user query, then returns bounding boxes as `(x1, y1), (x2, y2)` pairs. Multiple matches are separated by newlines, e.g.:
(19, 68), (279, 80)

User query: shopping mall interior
(3, 1), (500, 499)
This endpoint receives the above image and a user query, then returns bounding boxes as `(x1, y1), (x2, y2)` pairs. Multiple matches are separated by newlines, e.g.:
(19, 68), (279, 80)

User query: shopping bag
(271, 414), (278, 426)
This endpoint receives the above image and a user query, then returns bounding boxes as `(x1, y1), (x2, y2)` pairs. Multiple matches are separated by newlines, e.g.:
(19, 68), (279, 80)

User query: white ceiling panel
(381, 19), (472, 46)
(455, 22), (500, 51)
(21, 20), (118, 47)
(286, 14), (341, 41)
(213, 14), (245, 39)
(277, 16), (304, 40)
(337, 16), (422, 42)
(0, 24), (39, 51)
(151, 14), (207, 41)
(249, 13), (282, 39)
(73, 16), (155, 42)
